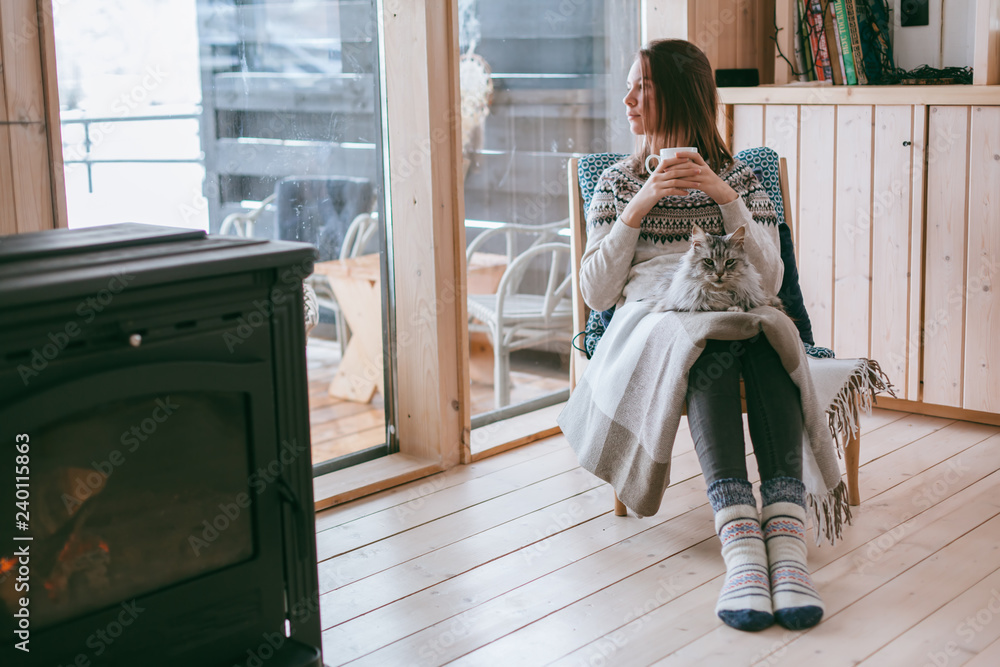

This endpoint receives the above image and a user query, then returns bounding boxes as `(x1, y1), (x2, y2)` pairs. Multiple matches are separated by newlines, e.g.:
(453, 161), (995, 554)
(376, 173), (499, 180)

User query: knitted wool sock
(708, 479), (773, 632)
(761, 477), (825, 630)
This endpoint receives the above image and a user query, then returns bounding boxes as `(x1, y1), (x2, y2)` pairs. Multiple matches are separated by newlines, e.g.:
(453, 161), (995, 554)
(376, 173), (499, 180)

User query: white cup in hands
(645, 146), (698, 174)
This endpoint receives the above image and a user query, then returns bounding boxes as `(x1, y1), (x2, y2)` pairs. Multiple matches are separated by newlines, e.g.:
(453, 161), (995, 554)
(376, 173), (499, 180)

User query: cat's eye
(725, 259), (736, 267)
(702, 258), (714, 268)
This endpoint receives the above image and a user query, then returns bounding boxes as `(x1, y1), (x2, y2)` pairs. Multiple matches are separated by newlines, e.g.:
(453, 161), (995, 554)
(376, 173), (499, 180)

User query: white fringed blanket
(557, 302), (893, 545)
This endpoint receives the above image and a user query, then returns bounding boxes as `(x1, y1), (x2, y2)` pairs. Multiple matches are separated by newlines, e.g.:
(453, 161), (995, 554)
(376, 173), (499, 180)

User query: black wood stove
(0, 224), (323, 666)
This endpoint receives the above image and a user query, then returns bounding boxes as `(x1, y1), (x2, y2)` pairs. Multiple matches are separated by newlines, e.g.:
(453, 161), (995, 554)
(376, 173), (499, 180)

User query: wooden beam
(973, 0), (1000, 85)
(37, 0), (67, 229)
(381, 0), (467, 469)
(0, 0), (45, 123)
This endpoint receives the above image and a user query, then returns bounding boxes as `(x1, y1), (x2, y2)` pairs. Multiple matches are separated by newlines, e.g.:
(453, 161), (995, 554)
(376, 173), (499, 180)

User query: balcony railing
(60, 109), (204, 193)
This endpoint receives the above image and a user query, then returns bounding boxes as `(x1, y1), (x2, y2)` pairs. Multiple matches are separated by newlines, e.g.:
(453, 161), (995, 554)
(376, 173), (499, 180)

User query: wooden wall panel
(907, 107), (927, 401)
(963, 106), (1000, 412)
(8, 123), (53, 234)
(0, 128), (17, 236)
(833, 105), (874, 359)
(687, 0), (775, 80)
(689, 0), (721, 70)
(923, 106), (970, 408)
(731, 104), (764, 154)
(871, 105), (915, 397)
(772, 0), (797, 84)
(764, 105), (799, 239)
(736, 0), (757, 71)
(797, 105), (836, 347)
(0, 1), (45, 122)
(643, 0), (688, 42)
(973, 0), (1000, 85)
(0, 0), (66, 234)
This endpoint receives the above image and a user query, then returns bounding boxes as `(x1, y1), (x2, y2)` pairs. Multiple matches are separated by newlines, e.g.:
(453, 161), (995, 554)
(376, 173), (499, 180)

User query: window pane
(460, 0), (639, 422)
(52, 0), (394, 472)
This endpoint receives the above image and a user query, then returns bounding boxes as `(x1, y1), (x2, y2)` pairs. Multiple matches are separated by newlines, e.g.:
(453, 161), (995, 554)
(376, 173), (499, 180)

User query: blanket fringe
(825, 358), (896, 459)
(807, 480), (852, 546)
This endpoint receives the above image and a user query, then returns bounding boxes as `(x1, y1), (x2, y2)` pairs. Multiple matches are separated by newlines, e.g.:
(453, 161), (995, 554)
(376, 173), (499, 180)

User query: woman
(558, 40), (848, 633)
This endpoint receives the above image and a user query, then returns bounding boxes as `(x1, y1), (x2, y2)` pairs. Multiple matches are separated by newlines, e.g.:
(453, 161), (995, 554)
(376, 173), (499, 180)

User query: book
(833, 0), (858, 85)
(843, 0), (868, 84)
(796, 0), (816, 81)
(793, 0), (809, 81)
(824, 1), (845, 85)
(798, 0), (821, 80)
(807, 1), (834, 82)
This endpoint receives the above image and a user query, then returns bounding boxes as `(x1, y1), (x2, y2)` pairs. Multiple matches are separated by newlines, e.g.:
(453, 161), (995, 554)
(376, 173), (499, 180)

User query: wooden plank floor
(314, 408), (1000, 665)
(306, 338), (567, 464)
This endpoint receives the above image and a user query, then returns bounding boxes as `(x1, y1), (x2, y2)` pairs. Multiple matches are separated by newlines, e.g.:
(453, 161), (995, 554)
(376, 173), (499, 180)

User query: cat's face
(686, 224), (750, 291)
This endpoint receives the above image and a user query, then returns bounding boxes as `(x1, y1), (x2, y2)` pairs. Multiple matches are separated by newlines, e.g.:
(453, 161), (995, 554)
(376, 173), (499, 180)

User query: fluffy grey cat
(653, 224), (783, 313)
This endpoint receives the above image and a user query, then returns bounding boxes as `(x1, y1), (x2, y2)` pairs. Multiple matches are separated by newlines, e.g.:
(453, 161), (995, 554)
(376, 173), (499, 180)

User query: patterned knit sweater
(580, 157), (783, 312)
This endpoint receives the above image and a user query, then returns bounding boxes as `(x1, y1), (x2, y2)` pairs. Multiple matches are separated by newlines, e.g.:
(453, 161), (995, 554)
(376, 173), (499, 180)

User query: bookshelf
(770, 0), (1000, 86)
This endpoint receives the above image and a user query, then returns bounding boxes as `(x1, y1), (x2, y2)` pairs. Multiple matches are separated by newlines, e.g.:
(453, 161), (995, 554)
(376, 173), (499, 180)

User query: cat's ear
(690, 224), (707, 247)
(729, 225), (747, 246)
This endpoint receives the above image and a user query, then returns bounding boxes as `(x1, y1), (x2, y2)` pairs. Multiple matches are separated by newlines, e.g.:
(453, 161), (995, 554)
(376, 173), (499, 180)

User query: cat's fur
(652, 224), (783, 313)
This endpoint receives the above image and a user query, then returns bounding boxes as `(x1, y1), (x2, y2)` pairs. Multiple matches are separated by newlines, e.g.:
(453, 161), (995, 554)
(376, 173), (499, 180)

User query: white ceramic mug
(645, 146), (698, 173)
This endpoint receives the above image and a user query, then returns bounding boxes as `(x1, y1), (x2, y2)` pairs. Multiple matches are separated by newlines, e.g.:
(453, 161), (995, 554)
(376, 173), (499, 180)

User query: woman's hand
(620, 156), (702, 228)
(674, 151), (739, 205)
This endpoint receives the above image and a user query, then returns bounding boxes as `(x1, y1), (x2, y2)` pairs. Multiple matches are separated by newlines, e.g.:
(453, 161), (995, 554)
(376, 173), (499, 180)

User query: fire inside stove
(44, 533), (111, 602)
(0, 391), (255, 630)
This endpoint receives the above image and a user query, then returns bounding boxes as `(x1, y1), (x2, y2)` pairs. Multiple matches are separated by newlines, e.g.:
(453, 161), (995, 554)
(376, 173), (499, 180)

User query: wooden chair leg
(844, 429), (861, 506)
(613, 490), (627, 516)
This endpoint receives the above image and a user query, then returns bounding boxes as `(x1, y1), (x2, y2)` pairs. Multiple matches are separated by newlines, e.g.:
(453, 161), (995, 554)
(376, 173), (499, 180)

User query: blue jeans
(685, 335), (803, 486)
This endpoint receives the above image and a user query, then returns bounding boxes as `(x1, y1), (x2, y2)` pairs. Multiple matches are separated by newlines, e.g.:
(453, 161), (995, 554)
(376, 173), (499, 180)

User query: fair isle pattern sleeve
(579, 165), (642, 312)
(586, 166), (622, 230)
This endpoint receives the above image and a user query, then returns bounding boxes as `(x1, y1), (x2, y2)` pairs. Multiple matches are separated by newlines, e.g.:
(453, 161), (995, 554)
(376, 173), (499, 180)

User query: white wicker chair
(467, 219), (573, 409)
(307, 212), (379, 351)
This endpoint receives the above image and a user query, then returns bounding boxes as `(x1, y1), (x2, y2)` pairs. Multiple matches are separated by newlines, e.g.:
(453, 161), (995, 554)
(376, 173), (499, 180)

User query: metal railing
(60, 110), (203, 192)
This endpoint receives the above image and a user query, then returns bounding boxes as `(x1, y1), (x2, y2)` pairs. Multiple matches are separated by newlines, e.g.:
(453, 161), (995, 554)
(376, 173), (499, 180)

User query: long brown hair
(629, 39), (732, 175)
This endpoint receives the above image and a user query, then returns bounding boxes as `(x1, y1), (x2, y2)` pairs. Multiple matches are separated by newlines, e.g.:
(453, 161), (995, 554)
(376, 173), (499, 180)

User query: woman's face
(623, 60), (648, 136)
